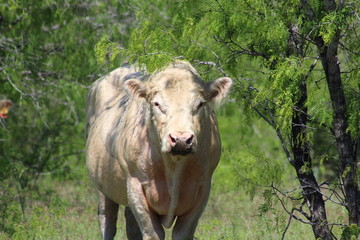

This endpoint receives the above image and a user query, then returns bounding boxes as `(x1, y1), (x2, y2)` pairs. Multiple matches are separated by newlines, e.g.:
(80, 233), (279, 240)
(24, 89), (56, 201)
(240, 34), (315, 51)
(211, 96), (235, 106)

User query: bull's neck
(161, 156), (186, 228)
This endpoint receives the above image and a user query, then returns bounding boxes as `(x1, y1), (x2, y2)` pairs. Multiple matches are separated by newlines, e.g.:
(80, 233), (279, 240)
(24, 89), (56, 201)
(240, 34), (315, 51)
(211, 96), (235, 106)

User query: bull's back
(86, 66), (145, 204)
(86, 66), (142, 129)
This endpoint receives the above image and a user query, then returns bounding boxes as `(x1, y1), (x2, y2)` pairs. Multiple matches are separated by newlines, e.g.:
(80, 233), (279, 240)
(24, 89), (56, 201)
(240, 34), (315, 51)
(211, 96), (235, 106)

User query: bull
(86, 61), (232, 240)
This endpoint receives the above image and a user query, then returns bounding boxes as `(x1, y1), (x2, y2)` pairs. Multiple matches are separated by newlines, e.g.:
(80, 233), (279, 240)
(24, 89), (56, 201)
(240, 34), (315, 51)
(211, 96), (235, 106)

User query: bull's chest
(143, 177), (200, 217)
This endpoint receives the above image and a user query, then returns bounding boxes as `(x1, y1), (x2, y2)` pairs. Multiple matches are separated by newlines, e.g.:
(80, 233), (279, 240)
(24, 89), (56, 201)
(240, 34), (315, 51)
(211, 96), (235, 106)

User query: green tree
(101, 0), (360, 238)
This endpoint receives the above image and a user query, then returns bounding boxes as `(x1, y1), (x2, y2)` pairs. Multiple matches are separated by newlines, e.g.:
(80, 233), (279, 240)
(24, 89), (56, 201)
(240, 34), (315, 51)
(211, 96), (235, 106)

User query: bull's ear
(124, 79), (147, 98)
(205, 77), (233, 105)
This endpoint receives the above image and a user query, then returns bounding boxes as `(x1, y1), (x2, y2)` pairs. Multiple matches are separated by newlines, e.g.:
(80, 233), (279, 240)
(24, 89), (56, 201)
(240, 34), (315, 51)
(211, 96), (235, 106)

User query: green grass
(0, 105), (348, 239)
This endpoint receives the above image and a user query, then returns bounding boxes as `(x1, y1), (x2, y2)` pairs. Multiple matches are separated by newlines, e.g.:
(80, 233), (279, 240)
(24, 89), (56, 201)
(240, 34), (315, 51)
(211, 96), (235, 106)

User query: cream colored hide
(86, 61), (232, 240)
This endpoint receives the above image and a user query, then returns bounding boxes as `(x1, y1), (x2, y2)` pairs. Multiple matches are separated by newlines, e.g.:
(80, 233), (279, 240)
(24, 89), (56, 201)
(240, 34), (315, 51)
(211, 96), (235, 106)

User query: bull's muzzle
(168, 132), (196, 155)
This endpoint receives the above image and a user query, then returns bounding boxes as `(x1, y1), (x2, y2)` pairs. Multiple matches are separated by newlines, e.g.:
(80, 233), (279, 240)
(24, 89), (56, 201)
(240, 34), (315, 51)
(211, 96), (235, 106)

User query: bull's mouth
(170, 148), (194, 156)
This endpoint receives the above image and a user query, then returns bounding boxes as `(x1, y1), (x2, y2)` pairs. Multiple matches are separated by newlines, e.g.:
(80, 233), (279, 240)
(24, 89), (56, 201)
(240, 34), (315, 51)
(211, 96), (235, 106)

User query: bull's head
(125, 62), (232, 156)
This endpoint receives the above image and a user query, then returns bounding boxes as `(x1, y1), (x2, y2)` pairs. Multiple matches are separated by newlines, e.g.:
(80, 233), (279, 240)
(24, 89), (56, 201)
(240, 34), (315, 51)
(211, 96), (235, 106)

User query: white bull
(86, 61), (232, 240)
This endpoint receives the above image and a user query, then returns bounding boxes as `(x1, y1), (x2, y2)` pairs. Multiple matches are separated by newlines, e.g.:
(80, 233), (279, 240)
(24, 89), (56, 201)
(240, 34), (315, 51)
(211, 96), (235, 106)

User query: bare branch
(269, 115), (294, 165)
(304, 58), (318, 81)
(339, 41), (360, 55)
(2, 69), (49, 127)
(354, 11), (360, 22)
(273, 187), (347, 227)
(282, 208), (294, 240)
(213, 36), (271, 61)
(192, 60), (228, 77)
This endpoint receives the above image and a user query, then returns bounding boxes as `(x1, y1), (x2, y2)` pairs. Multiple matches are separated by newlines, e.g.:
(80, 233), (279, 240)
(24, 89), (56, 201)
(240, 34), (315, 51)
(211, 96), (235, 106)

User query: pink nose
(168, 132), (195, 155)
(168, 133), (194, 146)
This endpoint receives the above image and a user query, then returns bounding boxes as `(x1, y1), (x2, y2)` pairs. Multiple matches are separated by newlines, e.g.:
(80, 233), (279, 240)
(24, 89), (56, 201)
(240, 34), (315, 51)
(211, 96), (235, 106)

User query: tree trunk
(303, 0), (360, 227)
(317, 40), (360, 226)
(291, 80), (333, 239)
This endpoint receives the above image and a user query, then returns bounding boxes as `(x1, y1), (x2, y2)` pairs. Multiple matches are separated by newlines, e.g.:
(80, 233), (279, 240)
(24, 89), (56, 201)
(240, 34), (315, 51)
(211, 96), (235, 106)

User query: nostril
(186, 135), (194, 145)
(169, 134), (177, 144)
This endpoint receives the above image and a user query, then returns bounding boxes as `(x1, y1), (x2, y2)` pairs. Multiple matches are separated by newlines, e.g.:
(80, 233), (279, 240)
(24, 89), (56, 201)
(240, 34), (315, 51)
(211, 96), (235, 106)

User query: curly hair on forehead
(169, 60), (200, 75)
(148, 60), (201, 81)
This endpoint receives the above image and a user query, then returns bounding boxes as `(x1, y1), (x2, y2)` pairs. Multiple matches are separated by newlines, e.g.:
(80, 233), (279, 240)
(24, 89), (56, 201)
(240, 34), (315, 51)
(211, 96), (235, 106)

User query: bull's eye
(194, 101), (206, 114)
(152, 101), (166, 114)
(198, 102), (205, 109)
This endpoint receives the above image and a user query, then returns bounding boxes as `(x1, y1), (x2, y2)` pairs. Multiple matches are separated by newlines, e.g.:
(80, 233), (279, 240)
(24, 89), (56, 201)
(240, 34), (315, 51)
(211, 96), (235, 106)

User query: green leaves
(94, 35), (124, 66)
(347, 88), (360, 137)
(235, 147), (283, 199)
(341, 224), (360, 240)
(269, 58), (307, 131)
(319, 11), (341, 45)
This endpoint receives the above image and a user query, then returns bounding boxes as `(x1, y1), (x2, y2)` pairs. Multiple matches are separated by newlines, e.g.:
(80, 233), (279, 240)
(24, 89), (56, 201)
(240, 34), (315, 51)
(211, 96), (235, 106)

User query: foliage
(95, 35), (124, 67)
(341, 224), (360, 240)
(0, 0), (136, 237)
(109, 0), (360, 139)
(235, 147), (283, 200)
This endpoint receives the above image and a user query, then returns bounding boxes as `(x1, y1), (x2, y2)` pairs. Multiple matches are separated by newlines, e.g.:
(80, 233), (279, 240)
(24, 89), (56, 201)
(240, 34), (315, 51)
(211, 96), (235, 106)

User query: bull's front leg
(127, 177), (165, 240)
(124, 206), (142, 240)
(172, 183), (211, 240)
(98, 191), (119, 240)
